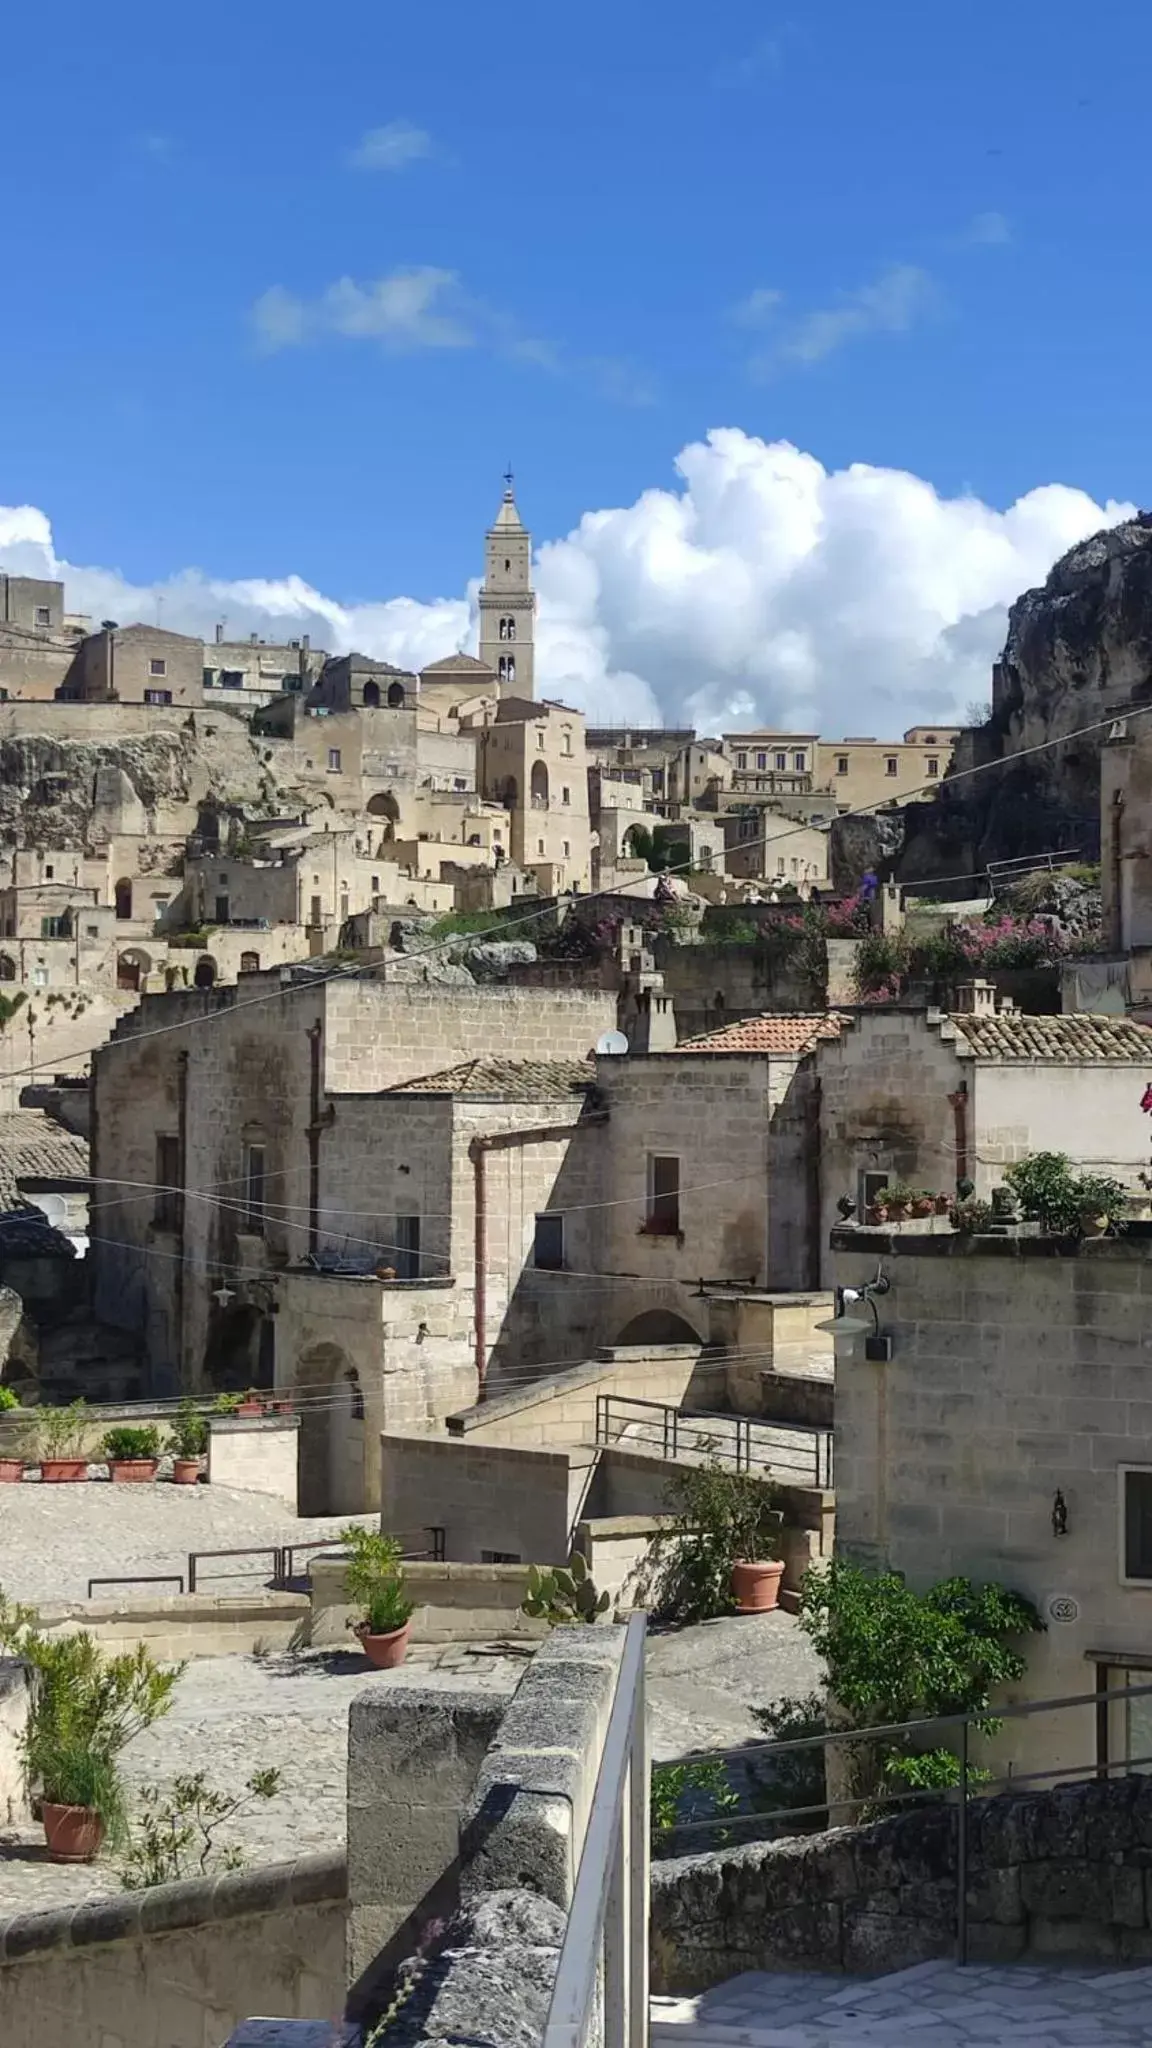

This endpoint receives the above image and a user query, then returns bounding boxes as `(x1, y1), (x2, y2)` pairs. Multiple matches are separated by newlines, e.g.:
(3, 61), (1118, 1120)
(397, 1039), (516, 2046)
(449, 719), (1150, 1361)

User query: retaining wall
(309, 1557), (547, 1646)
(651, 1775), (1152, 1988)
(0, 1850), (345, 2048)
(31, 1592), (309, 1660)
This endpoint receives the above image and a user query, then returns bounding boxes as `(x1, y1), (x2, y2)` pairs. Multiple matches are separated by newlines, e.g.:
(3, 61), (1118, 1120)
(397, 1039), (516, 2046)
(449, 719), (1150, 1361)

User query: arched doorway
(202, 1302), (263, 1391)
(0, 955), (15, 983)
(114, 878), (133, 921)
(367, 790), (400, 821)
(530, 761), (549, 808)
(615, 1309), (702, 1347)
(362, 680), (381, 709)
(295, 1340), (364, 1516)
(117, 948), (152, 992)
(193, 955), (218, 990)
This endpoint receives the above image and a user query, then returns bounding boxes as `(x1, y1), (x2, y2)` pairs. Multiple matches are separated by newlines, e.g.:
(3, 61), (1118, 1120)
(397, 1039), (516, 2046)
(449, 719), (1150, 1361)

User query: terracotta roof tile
(949, 1011), (1152, 1063)
(674, 1014), (843, 1056)
(0, 1110), (88, 1211)
(390, 1056), (594, 1099)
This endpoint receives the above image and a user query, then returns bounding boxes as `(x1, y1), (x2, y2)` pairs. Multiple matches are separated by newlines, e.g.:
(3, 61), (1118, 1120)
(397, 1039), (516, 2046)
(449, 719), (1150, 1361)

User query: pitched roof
(420, 653), (495, 676)
(390, 1056), (594, 1100)
(674, 1014), (843, 1056)
(0, 1111), (89, 1210)
(948, 1011), (1152, 1062)
(491, 489), (526, 532)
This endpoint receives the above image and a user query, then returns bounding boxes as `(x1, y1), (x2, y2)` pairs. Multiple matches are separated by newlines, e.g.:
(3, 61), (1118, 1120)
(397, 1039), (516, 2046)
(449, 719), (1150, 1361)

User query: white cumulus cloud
(252, 267), (472, 354)
(0, 430), (1135, 736)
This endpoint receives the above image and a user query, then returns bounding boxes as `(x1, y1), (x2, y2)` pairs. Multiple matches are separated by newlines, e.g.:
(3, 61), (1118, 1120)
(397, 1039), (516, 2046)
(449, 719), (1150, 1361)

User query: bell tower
(478, 470), (536, 696)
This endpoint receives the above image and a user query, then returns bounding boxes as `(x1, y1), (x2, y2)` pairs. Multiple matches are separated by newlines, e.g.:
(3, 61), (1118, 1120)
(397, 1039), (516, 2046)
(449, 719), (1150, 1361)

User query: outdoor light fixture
(816, 1265), (891, 1340)
(1052, 1490), (1069, 1538)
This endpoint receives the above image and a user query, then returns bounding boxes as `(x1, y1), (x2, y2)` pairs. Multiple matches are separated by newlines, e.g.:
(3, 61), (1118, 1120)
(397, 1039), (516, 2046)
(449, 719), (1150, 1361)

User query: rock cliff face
(0, 718), (284, 851)
(898, 513), (1152, 885)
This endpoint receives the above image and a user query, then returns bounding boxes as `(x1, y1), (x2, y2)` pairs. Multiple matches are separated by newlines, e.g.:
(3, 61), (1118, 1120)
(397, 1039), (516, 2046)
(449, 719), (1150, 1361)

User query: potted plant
(865, 1199), (889, 1225)
(910, 1191), (935, 1219)
(341, 1523), (415, 1669)
(102, 1425), (161, 1483)
(213, 1392), (241, 1415)
(0, 1385), (27, 1483)
(953, 1197), (993, 1235)
(648, 1462), (785, 1623)
(236, 1389), (263, 1418)
(166, 1401), (208, 1484)
(882, 1181), (914, 1222)
(933, 1192), (952, 1215)
(1073, 1171), (1128, 1239)
(36, 1400), (89, 1483)
(35, 1735), (122, 1862)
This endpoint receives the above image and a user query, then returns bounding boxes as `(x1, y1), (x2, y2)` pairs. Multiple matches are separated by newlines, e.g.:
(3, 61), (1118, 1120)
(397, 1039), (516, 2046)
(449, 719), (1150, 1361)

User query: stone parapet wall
(652, 1776), (1152, 1989)
(309, 1556), (547, 1646)
(32, 1592), (309, 1661)
(0, 1849), (345, 2048)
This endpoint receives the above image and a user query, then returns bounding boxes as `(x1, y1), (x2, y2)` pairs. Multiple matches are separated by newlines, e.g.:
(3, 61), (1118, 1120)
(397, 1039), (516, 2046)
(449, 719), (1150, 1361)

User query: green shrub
(166, 1402), (208, 1460)
(120, 1768), (282, 1888)
(102, 1426), (160, 1462)
(341, 1524), (414, 1635)
(0, 1386), (20, 1412)
(36, 1400), (88, 1459)
(1005, 1151), (1127, 1235)
(646, 1462), (782, 1625)
(651, 1758), (739, 1850)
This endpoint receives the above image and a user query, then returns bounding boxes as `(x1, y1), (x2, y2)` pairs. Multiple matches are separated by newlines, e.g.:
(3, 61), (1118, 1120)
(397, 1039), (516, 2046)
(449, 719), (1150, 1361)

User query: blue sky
(0, 0), (1147, 730)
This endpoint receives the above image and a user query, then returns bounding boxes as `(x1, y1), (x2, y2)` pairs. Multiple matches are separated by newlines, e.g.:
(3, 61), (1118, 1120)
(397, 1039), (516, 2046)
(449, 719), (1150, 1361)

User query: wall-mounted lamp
(817, 1265), (891, 1343)
(1052, 1489), (1069, 1538)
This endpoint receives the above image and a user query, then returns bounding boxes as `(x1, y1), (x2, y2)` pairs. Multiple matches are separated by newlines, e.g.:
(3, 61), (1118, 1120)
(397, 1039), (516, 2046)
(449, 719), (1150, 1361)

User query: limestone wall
(308, 1555), (547, 1644)
(31, 1592), (309, 1661)
(207, 1414), (299, 1509)
(0, 1851), (345, 2048)
(652, 1777), (1152, 1986)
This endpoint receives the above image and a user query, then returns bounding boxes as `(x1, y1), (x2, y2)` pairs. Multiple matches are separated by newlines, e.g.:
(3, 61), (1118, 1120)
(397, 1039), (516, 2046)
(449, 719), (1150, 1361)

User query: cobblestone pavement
(0, 1477), (380, 1606)
(653, 1959), (1152, 2044)
(0, 1613), (818, 1918)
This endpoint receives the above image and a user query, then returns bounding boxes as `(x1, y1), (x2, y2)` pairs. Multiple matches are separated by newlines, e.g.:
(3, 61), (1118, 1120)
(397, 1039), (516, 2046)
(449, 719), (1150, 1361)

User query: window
(793, 752), (805, 771)
(371, 875), (379, 891)
(537, 729), (545, 749)
(149, 658), (167, 677)
(86, 924), (98, 938)
(40, 916), (68, 939)
(218, 872), (229, 885)
(32, 968), (47, 988)
(507, 618), (516, 641)
(860, 1170), (891, 1213)
(239, 951), (260, 973)
(776, 856), (786, 875)
(482, 1549), (522, 1564)
(537, 839), (545, 855)
(243, 1142), (267, 1234)
(35, 606), (51, 627)
(202, 669), (215, 689)
(927, 757), (940, 777)
(563, 840), (571, 856)
(885, 756), (898, 776)
(144, 689), (172, 706)
(645, 1154), (680, 1236)
(1123, 1469), (1152, 1581)
(395, 1214), (421, 1281)
(221, 670), (243, 690)
(561, 731), (573, 756)
(836, 755), (849, 775)
(534, 1212), (565, 1270)
(154, 1134), (183, 1233)
(562, 786), (571, 805)
(757, 752), (767, 771)
(774, 752), (787, 772)
(736, 752), (747, 770)
(504, 557), (511, 571)
(923, 734), (937, 744)
(214, 895), (230, 924)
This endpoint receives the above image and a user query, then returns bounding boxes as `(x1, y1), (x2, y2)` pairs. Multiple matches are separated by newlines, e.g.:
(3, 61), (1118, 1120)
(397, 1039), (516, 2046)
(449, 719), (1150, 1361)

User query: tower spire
(479, 472), (535, 695)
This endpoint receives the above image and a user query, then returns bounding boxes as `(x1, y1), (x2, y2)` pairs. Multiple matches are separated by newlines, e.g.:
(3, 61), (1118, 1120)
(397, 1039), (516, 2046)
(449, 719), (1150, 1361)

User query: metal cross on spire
(503, 464), (514, 493)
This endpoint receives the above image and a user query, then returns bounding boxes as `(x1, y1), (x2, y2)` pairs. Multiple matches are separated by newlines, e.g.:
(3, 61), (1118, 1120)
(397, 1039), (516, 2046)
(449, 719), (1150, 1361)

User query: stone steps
(652, 1958), (1152, 2044)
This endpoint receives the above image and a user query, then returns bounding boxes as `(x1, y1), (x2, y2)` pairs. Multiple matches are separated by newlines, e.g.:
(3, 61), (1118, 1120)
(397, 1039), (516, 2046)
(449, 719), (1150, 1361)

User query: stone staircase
(652, 1959), (1152, 2044)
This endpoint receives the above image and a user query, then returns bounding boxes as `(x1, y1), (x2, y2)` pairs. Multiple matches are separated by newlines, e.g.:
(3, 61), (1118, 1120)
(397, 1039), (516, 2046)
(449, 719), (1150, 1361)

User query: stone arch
(362, 680), (381, 709)
(193, 955), (218, 990)
(386, 681), (406, 709)
(239, 951), (261, 974)
(615, 1309), (703, 1347)
(117, 947), (152, 992)
(530, 760), (549, 806)
(0, 955), (15, 983)
(367, 790), (400, 821)
(295, 1339), (365, 1516)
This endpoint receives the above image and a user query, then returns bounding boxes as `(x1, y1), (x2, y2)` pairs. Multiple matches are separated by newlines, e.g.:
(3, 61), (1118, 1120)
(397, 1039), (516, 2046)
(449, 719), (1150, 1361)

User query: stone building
(815, 991), (1152, 1273)
(89, 977), (618, 1499)
(0, 575), (85, 701)
(722, 803), (831, 889)
(58, 624), (205, 708)
(202, 629), (323, 707)
(477, 478), (536, 694)
(476, 697), (591, 892)
(307, 652), (415, 715)
(831, 1224), (1152, 1782)
(720, 724), (958, 810)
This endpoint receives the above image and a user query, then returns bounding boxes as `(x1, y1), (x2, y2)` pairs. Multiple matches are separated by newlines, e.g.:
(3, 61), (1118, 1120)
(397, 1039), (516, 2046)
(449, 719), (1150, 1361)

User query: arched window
(530, 760), (549, 808)
(114, 879), (133, 921)
(387, 682), (405, 708)
(239, 951), (260, 973)
(506, 617), (516, 641)
(498, 656), (515, 683)
(499, 619), (508, 640)
(362, 680), (381, 708)
(194, 956), (218, 990)
(0, 955), (15, 983)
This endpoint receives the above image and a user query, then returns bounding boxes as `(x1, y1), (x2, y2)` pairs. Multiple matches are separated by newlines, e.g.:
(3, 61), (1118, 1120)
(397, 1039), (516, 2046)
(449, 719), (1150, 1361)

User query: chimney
(953, 979), (997, 1017)
(215, 623), (223, 645)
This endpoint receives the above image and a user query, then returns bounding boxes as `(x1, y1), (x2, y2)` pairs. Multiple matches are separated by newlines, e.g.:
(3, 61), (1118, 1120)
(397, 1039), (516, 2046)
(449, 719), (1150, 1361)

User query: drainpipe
(1110, 790), (1125, 955)
(305, 1021), (335, 1256)
(947, 1080), (969, 1192)
(469, 1110), (608, 1396)
(175, 1050), (189, 1384)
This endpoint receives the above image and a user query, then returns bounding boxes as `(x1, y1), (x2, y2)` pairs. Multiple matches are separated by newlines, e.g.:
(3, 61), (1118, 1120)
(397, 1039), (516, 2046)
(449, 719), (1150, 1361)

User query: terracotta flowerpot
(886, 1202), (910, 1223)
(934, 1195), (951, 1215)
(355, 1619), (412, 1670)
(866, 1205), (888, 1226)
(40, 1458), (87, 1483)
(0, 1457), (24, 1482)
(236, 1401), (262, 1418)
(911, 1199), (934, 1219)
(171, 1458), (201, 1485)
(109, 1459), (158, 1483)
(42, 1802), (104, 1863)
(731, 1559), (785, 1614)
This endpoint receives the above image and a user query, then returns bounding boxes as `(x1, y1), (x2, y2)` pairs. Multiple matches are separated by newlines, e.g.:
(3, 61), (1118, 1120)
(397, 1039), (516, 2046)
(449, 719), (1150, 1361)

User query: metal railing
(665, 1673), (1152, 1966)
(543, 1612), (649, 2048)
(87, 1572), (185, 1598)
(185, 1528), (445, 1594)
(596, 1392), (833, 1489)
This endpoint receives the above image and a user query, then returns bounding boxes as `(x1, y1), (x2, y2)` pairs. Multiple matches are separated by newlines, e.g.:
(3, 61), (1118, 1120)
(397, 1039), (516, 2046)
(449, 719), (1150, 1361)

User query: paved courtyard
(653, 1958), (1152, 2045)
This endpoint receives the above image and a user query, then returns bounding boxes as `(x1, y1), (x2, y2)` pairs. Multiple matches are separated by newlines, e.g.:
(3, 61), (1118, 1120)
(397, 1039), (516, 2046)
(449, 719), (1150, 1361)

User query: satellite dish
(596, 1030), (629, 1056)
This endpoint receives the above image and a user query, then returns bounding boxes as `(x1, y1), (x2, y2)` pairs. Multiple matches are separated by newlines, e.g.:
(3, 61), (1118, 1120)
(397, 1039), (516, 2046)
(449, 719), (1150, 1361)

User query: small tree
(646, 1461), (781, 1625)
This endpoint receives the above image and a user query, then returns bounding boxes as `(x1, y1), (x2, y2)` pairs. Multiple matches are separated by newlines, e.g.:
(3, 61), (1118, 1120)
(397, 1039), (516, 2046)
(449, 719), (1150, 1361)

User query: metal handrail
(543, 1613), (648, 2048)
(665, 1674), (1152, 1967)
(596, 1392), (833, 1488)
(87, 1572), (185, 1598)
